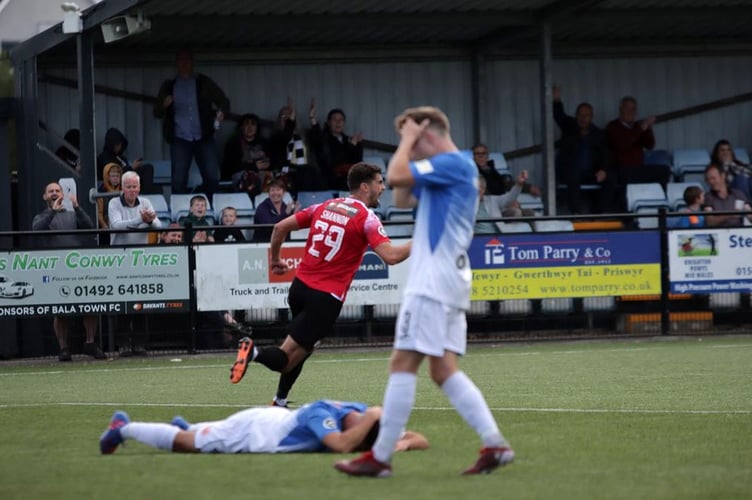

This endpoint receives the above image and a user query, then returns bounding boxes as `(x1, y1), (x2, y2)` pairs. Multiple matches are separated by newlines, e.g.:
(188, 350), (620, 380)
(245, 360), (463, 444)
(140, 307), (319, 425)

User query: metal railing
(1, 208), (751, 359)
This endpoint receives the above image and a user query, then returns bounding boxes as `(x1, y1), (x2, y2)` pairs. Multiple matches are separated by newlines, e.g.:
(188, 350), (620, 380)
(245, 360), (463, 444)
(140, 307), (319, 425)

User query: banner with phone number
(468, 232), (661, 300)
(668, 228), (752, 293)
(0, 246), (190, 318)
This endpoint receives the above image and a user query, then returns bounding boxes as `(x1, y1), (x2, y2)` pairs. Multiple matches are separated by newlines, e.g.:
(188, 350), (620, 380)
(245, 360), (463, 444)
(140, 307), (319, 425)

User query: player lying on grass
(100, 399), (428, 455)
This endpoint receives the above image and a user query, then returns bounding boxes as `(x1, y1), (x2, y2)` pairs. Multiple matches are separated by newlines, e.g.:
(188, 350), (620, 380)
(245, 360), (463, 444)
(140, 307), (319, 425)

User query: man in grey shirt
(704, 164), (752, 227)
(32, 182), (105, 361)
(108, 171), (161, 245)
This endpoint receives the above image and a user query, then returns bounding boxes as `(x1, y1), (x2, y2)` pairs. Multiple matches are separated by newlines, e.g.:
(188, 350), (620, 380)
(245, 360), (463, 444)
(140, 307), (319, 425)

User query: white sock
(372, 372), (417, 463)
(121, 423), (180, 451)
(441, 371), (507, 448)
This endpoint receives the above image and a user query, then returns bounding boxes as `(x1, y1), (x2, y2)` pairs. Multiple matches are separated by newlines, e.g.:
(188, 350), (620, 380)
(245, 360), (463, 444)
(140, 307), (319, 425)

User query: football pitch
(1, 336), (751, 499)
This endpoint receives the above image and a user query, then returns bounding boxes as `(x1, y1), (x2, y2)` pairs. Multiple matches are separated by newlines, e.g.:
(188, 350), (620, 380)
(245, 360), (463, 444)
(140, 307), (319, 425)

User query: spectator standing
(309, 105), (363, 191)
(251, 179), (299, 243)
(553, 86), (615, 213)
(32, 182), (105, 361)
(108, 171), (162, 245)
(268, 99), (313, 191)
(606, 96), (671, 191)
(222, 113), (284, 198)
(154, 49), (229, 199)
(704, 164), (752, 227)
(711, 139), (752, 201)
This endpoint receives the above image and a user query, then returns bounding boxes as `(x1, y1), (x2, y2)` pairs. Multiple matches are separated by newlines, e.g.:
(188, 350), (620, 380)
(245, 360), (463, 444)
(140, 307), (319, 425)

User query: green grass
(1, 336), (751, 499)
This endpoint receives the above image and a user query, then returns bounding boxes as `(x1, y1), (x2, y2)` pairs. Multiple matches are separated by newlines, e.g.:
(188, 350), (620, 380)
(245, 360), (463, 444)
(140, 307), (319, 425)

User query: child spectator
(159, 223), (184, 244)
(213, 207), (246, 243)
(97, 163), (123, 243)
(668, 186), (706, 228)
(178, 195), (214, 242)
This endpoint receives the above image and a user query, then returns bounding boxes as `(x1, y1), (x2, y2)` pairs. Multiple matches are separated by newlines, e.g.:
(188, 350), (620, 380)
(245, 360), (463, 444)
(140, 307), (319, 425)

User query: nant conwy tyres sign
(0, 247), (189, 317)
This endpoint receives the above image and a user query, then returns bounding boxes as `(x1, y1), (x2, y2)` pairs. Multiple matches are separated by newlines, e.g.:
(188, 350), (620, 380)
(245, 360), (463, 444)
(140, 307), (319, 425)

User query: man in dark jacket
(154, 49), (230, 199)
(553, 86), (615, 213)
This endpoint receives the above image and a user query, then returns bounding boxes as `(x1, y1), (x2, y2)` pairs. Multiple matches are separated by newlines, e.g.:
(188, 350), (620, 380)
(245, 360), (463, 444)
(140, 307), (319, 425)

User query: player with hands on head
(335, 107), (514, 478)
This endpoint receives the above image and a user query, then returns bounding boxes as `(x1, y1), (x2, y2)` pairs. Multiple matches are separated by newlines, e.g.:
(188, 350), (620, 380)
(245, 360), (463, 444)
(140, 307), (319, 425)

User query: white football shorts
(193, 406), (296, 453)
(393, 294), (467, 357)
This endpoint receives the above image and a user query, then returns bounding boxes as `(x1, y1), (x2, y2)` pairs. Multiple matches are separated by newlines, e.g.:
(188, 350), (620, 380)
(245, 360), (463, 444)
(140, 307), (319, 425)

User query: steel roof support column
(13, 56), (43, 232)
(77, 31), (97, 224)
(470, 50), (487, 147)
(539, 19), (556, 215)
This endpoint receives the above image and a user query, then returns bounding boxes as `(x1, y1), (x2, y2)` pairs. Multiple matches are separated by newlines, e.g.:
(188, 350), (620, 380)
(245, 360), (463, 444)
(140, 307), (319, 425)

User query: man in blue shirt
(100, 399), (428, 455)
(154, 49), (230, 199)
(335, 107), (514, 478)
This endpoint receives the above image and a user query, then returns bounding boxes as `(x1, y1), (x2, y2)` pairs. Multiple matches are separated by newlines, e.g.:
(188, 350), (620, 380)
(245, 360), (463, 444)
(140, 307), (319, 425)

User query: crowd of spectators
(41, 50), (752, 359)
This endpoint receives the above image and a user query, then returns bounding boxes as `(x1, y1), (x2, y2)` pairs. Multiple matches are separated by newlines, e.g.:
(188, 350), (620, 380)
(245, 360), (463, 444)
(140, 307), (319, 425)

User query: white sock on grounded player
(121, 423), (180, 451)
(372, 372), (417, 464)
(441, 371), (507, 448)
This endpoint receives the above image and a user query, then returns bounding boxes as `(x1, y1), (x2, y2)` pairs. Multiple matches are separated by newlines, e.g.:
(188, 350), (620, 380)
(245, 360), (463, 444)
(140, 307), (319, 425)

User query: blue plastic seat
(626, 183), (669, 229)
(672, 149), (710, 182)
(297, 190), (336, 209)
(212, 193), (254, 218)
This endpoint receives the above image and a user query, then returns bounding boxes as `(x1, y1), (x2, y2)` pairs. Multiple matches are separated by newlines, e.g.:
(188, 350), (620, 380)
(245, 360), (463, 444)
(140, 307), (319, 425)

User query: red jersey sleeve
(363, 211), (390, 248)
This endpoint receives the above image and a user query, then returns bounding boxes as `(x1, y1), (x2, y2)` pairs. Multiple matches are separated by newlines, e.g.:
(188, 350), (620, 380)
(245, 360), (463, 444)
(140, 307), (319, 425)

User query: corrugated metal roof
(144, 0), (554, 16)
(15, 0), (752, 60)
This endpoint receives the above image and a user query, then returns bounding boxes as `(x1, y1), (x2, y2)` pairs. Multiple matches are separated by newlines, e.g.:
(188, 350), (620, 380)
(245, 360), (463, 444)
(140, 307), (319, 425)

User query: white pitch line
(0, 401), (749, 415)
(0, 343), (749, 378)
